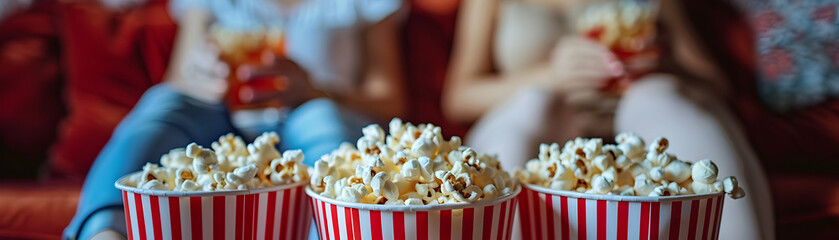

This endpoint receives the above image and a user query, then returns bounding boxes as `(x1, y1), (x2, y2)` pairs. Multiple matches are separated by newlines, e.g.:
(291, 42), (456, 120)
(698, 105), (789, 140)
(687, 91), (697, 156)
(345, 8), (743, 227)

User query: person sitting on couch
(64, 0), (406, 239)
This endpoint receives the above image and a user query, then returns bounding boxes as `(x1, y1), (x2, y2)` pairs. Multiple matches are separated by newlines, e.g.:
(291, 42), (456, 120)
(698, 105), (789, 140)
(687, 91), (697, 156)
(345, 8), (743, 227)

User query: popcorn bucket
(305, 185), (521, 240)
(518, 183), (726, 240)
(115, 176), (311, 240)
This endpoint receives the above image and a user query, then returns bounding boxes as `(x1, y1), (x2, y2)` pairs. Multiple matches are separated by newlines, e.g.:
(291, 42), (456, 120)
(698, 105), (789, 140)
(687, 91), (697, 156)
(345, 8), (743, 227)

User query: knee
(621, 74), (681, 105)
(616, 74), (681, 116)
(282, 98), (348, 157)
(291, 98), (341, 119)
(614, 74), (696, 132)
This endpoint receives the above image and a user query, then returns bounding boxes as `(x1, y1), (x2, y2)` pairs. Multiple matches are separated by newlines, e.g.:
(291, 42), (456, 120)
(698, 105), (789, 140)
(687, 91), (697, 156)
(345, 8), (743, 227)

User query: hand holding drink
(210, 26), (316, 110)
(574, 0), (659, 93)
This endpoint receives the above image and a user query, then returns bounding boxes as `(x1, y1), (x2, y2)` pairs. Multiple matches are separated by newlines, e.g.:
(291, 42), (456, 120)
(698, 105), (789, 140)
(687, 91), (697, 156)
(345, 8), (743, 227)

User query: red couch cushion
(48, 0), (177, 180)
(0, 181), (81, 240)
(402, 0), (468, 138)
(0, 0), (63, 179)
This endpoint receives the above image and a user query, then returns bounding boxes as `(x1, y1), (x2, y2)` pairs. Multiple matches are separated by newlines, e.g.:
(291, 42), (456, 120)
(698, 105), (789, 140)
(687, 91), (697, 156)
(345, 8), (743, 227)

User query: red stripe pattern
(518, 185), (726, 240)
(119, 185), (311, 240)
(309, 195), (518, 240)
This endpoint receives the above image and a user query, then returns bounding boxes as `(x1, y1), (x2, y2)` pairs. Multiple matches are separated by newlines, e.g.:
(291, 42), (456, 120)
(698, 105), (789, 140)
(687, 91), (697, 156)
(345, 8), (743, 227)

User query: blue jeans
(63, 84), (365, 239)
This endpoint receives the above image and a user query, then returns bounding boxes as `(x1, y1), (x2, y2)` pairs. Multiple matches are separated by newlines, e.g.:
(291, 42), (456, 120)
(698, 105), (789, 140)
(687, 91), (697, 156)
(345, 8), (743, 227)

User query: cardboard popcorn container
(115, 175), (311, 240)
(306, 185), (522, 240)
(518, 183), (726, 240)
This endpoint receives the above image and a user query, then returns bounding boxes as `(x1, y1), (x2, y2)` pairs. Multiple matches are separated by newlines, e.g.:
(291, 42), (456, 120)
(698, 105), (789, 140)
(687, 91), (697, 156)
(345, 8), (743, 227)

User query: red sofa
(0, 0), (836, 239)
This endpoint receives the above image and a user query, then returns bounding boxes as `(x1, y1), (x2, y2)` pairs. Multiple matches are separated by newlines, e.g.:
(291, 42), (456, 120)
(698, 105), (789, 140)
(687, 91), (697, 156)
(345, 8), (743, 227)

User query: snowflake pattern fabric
(735, 0), (839, 111)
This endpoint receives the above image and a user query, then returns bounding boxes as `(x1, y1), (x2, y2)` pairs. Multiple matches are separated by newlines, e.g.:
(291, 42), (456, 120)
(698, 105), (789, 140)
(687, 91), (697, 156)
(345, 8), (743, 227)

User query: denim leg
(280, 98), (352, 166)
(63, 84), (236, 240)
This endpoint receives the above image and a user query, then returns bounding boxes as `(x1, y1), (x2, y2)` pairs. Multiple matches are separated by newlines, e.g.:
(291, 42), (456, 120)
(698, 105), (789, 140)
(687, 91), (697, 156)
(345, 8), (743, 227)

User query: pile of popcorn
(125, 132), (308, 191)
(575, 0), (657, 53)
(310, 118), (516, 205)
(516, 133), (746, 199)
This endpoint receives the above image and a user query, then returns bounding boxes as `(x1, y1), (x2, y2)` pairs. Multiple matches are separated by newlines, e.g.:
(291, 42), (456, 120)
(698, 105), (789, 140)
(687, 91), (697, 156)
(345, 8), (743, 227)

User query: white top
(170, 0), (402, 93)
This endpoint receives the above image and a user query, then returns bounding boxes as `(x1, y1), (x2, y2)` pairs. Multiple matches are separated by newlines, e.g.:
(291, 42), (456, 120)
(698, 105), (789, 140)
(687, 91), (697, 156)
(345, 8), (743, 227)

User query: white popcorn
(593, 155), (615, 172)
(615, 132), (645, 159)
(357, 136), (381, 157)
(416, 182), (440, 203)
(567, 156), (593, 180)
(617, 185), (635, 196)
(649, 186), (675, 197)
(314, 160), (331, 176)
(453, 185), (483, 203)
(269, 154), (308, 185)
(483, 184), (500, 199)
(690, 181), (722, 194)
(392, 173), (417, 194)
(404, 198), (424, 205)
(666, 182), (680, 193)
(175, 168), (196, 186)
(360, 166), (376, 184)
(417, 156), (436, 183)
(320, 176), (338, 197)
(310, 119), (517, 205)
(337, 187), (365, 203)
(388, 118), (405, 139)
(722, 176), (739, 193)
(127, 132), (308, 192)
(600, 167), (618, 183)
(160, 148), (192, 169)
(400, 159), (422, 181)
(247, 132), (281, 167)
(649, 166), (665, 182)
(211, 133), (249, 171)
(437, 136), (462, 155)
(627, 163), (646, 178)
(615, 155), (632, 169)
(370, 172), (399, 201)
(525, 159), (542, 172)
(691, 159), (718, 184)
(650, 153), (674, 167)
(591, 175), (615, 194)
(392, 151), (409, 165)
(233, 164), (258, 183)
(663, 160), (691, 183)
(141, 180), (169, 190)
(518, 133), (746, 200)
(187, 143), (219, 174)
(175, 180), (201, 191)
(583, 138), (603, 159)
(362, 124), (386, 143)
(647, 137), (670, 155)
(411, 137), (437, 158)
(633, 177), (657, 196)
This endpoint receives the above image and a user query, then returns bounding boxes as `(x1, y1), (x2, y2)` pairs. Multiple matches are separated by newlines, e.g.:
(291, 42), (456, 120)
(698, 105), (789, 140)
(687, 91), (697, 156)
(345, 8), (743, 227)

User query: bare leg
(615, 74), (774, 239)
(466, 86), (583, 240)
(466, 86), (582, 172)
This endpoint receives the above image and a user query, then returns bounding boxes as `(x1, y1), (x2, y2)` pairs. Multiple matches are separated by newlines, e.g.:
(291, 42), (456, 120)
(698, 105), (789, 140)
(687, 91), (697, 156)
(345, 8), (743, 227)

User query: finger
(564, 68), (615, 84)
(565, 90), (602, 110)
(238, 83), (284, 104)
(559, 48), (624, 77)
(236, 59), (304, 80)
(624, 54), (658, 73)
(213, 61), (230, 79)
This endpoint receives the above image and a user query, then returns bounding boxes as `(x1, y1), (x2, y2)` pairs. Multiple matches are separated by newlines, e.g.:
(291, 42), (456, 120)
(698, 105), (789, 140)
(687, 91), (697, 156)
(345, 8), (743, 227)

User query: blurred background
(0, 0), (838, 239)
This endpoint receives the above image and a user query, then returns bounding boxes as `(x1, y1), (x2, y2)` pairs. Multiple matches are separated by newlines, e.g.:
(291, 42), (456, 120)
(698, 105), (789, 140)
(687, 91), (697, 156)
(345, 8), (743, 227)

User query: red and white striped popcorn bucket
(115, 176), (312, 240)
(518, 183), (726, 240)
(306, 185), (521, 240)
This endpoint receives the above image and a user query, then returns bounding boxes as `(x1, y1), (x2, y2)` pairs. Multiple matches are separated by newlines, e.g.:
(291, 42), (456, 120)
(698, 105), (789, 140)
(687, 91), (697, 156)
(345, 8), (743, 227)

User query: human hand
(168, 39), (229, 104)
(235, 57), (322, 108)
(546, 36), (624, 110)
